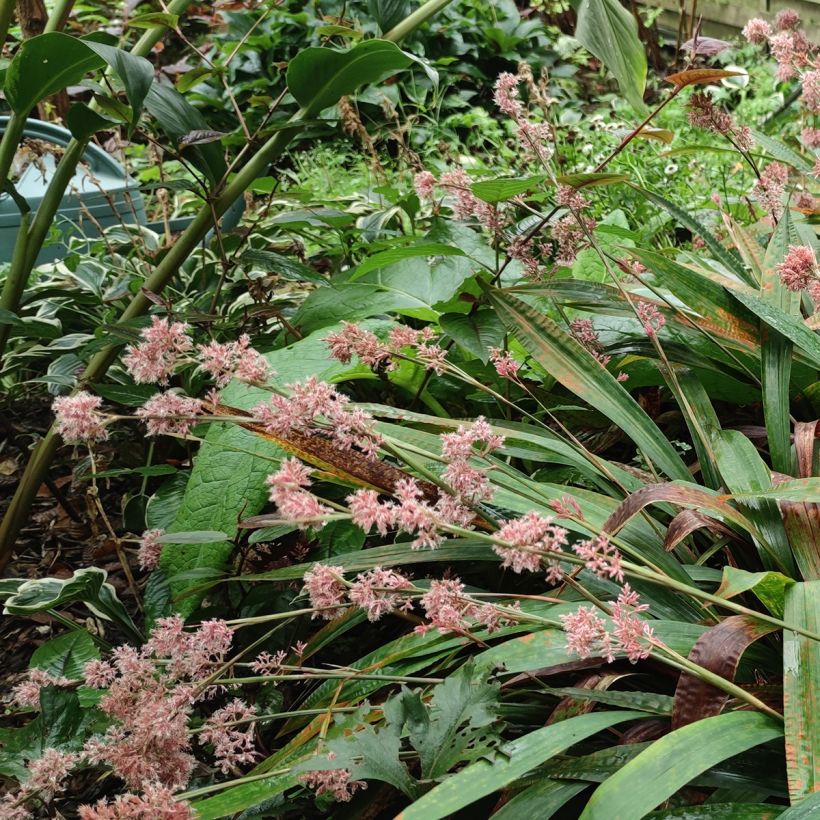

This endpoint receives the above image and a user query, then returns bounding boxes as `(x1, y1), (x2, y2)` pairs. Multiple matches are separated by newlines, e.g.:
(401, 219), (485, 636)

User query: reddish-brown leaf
(671, 615), (778, 729)
(663, 509), (740, 551)
(665, 68), (744, 88)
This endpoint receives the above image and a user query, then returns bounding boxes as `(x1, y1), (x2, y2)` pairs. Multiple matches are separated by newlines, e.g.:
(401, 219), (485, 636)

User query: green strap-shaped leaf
(287, 39), (410, 116)
(491, 780), (588, 820)
(398, 711), (647, 820)
(484, 287), (691, 481)
(784, 581), (820, 802)
(575, 0), (647, 115)
(579, 711), (784, 819)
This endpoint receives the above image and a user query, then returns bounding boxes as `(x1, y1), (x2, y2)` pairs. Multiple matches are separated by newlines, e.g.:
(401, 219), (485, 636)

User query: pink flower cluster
(560, 584), (653, 663)
(252, 377), (382, 459)
(348, 566), (414, 621)
(553, 212), (597, 267)
(494, 72), (553, 164)
(495, 511), (569, 575)
(325, 322), (442, 374)
(417, 577), (517, 635)
(635, 302), (666, 337)
(348, 478), (473, 550)
(489, 347), (521, 379)
(12, 667), (72, 709)
(753, 162), (790, 219)
(0, 749), (78, 818)
(266, 458), (332, 528)
(573, 534), (624, 582)
(414, 167), (503, 233)
(440, 417), (504, 503)
(570, 318), (611, 368)
(299, 754), (367, 802)
(123, 317), (192, 385)
(80, 617), (237, 791)
(197, 334), (270, 387)
(79, 784), (193, 819)
(199, 699), (257, 774)
(777, 245), (817, 291)
(302, 563), (348, 619)
(743, 10), (816, 85)
(136, 391), (202, 438)
(687, 93), (753, 151)
(53, 391), (108, 444)
(137, 528), (165, 571)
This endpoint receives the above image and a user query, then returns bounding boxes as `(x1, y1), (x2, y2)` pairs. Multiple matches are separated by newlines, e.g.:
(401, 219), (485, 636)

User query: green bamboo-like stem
(0, 0), (15, 45)
(44, 0), (75, 32)
(0, 0), (455, 565)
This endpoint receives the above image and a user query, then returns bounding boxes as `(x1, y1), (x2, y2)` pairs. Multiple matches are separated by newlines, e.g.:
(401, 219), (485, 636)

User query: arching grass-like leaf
(485, 287), (690, 481)
(579, 711), (784, 819)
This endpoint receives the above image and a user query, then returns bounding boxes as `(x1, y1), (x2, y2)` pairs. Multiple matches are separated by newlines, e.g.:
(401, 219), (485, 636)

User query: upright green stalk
(44, 0), (75, 33)
(0, 0), (15, 46)
(0, 0), (455, 567)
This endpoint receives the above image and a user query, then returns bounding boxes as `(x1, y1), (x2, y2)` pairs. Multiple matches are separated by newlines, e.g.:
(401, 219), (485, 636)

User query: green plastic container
(0, 116), (148, 264)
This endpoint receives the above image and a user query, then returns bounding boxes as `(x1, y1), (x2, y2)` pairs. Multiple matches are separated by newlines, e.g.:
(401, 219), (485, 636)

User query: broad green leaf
(2, 568), (141, 643)
(783, 581), (820, 802)
(351, 243), (465, 279)
(4, 32), (104, 113)
(471, 175), (547, 203)
(579, 712), (784, 819)
(368, 0), (410, 32)
(439, 308), (505, 362)
(82, 41), (154, 128)
(29, 630), (99, 680)
(287, 40), (410, 116)
(485, 288), (690, 481)
(399, 711), (647, 819)
(575, 0), (647, 114)
(160, 422), (281, 617)
(66, 103), (120, 140)
(144, 83), (227, 186)
(716, 566), (796, 619)
(732, 479), (820, 502)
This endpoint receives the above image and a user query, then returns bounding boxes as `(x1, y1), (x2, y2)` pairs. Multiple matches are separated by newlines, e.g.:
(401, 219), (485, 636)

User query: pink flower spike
(25, 749), (77, 801)
(78, 783), (194, 819)
(137, 527), (165, 571)
(777, 245), (817, 291)
(122, 316), (192, 385)
(303, 563), (348, 619)
(414, 170), (437, 199)
(199, 699), (258, 774)
(573, 534), (624, 582)
(560, 606), (610, 661)
(300, 756), (367, 802)
(494, 72), (523, 119)
(775, 8), (800, 29)
(136, 391), (202, 438)
(742, 17), (772, 43)
(53, 391), (108, 444)
(635, 302), (666, 336)
(348, 566), (412, 621)
(489, 348), (520, 379)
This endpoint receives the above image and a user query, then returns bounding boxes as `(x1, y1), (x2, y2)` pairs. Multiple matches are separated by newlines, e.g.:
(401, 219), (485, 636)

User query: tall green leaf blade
(399, 711), (647, 820)
(778, 791), (820, 817)
(783, 581), (820, 802)
(485, 288), (690, 481)
(579, 711), (784, 819)
(492, 780), (588, 819)
(575, 0), (647, 114)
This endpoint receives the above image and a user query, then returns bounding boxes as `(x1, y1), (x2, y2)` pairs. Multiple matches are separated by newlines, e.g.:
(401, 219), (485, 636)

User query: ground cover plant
(0, 0), (819, 817)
